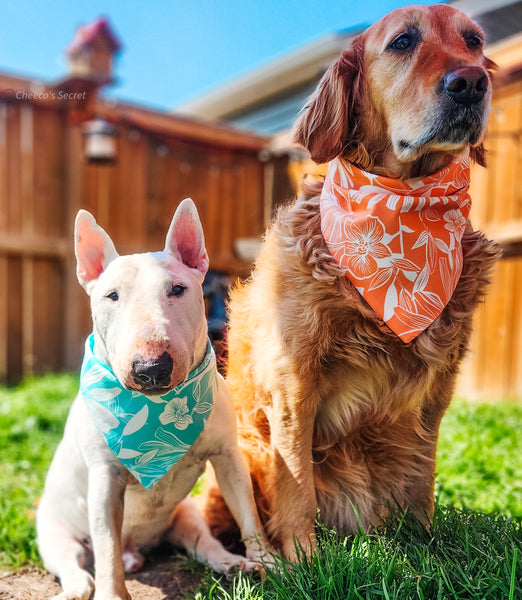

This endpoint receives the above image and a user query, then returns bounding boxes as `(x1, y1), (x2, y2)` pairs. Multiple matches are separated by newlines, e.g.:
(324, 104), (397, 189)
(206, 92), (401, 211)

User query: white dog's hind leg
(36, 506), (94, 600)
(167, 497), (260, 573)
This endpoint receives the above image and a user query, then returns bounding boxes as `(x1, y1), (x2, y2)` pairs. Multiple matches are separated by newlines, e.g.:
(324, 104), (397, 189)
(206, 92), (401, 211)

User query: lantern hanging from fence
(83, 118), (118, 164)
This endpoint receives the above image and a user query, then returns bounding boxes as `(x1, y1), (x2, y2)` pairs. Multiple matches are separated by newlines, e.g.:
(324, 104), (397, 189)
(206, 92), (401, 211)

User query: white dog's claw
(51, 592), (91, 600)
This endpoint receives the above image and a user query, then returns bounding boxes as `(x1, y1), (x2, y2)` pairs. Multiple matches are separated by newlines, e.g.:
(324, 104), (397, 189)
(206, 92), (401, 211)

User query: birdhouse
(67, 17), (121, 85)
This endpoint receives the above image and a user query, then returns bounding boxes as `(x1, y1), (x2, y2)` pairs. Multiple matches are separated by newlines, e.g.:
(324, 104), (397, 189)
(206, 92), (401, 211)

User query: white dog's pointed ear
(75, 210), (119, 293)
(165, 198), (209, 275)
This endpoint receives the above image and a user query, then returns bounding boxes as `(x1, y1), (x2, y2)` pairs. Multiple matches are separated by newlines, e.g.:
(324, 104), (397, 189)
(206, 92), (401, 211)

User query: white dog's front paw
(91, 578), (130, 600)
(50, 570), (95, 600)
(93, 591), (131, 600)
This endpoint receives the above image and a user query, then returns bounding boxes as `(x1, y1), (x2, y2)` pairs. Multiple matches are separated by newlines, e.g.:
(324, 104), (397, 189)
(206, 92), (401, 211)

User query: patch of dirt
(0, 552), (206, 600)
(0, 567), (61, 600)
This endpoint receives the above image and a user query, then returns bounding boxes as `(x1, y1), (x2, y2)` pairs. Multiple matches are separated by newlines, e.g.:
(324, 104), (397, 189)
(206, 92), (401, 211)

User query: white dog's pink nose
(131, 353), (173, 392)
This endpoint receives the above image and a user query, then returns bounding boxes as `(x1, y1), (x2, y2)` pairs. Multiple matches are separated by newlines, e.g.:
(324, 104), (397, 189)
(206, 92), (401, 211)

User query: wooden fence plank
(203, 158), (221, 264)
(145, 140), (168, 246)
(6, 105), (21, 233)
(0, 104), (7, 380)
(33, 258), (64, 373)
(33, 107), (65, 238)
(7, 257), (23, 383)
(0, 258), (7, 381)
(21, 104), (35, 377)
(63, 124), (88, 372)
(512, 258), (522, 399)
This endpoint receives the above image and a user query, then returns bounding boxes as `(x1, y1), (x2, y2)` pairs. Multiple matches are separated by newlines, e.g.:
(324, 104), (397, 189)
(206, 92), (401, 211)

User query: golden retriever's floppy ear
(293, 39), (364, 164)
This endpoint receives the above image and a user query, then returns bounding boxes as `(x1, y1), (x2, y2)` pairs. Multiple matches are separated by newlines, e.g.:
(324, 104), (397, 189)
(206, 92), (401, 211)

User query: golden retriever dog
(204, 3), (501, 559)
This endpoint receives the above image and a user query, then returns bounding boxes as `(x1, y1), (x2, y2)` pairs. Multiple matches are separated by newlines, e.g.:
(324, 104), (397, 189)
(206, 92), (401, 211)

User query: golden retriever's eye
(464, 33), (483, 49)
(388, 33), (416, 52)
(168, 284), (186, 298)
(106, 291), (119, 302)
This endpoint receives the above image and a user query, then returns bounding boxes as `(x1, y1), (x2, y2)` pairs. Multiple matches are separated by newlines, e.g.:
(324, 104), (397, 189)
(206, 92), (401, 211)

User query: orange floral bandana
(320, 153), (471, 343)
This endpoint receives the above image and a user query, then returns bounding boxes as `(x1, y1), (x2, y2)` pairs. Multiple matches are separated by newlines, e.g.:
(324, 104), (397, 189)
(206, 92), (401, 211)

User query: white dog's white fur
(36, 199), (269, 600)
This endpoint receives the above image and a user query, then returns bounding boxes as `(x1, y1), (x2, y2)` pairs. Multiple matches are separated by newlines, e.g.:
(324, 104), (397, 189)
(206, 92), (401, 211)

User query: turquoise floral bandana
(80, 334), (217, 489)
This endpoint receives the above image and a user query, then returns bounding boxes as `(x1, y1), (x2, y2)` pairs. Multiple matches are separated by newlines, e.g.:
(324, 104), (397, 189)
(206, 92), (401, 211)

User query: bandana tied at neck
(80, 334), (217, 489)
(320, 153), (471, 343)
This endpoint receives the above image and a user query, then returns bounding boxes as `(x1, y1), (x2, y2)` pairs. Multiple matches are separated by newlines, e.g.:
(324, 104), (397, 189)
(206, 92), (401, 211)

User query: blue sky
(0, 0), (436, 112)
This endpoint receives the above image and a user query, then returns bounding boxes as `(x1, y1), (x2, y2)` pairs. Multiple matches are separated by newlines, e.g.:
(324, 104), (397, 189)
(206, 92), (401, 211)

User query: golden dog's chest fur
(224, 189), (499, 546)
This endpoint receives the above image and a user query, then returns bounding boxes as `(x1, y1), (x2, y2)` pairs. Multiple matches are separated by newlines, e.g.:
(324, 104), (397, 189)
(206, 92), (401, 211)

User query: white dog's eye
(106, 291), (119, 302)
(168, 284), (186, 298)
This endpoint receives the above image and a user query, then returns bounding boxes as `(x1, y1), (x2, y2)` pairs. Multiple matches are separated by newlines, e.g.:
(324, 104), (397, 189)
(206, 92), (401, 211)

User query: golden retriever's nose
(443, 66), (488, 106)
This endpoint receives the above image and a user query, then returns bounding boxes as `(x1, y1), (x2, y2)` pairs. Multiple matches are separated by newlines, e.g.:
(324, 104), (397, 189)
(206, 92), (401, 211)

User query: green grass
(0, 375), (521, 599)
(196, 510), (521, 600)
(0, 374), (77, 568)
(437, 399), (522, 517)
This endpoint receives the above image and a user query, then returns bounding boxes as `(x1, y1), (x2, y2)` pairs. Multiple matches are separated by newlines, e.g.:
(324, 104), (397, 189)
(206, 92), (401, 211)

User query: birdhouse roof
(67, 17), (122, 55)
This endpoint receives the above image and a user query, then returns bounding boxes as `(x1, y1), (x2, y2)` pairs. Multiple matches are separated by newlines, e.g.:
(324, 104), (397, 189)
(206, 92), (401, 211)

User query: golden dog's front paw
(244, 534), (277, 568)
(206, 547), (265, 575)
(282, 531), (316, 561)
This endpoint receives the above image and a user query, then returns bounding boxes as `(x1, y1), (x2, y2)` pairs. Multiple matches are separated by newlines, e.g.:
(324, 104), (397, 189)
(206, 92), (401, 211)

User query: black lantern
(83, 118), (118, 164)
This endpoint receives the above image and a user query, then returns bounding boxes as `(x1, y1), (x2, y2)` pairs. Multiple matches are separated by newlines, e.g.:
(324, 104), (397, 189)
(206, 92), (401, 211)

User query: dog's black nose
(131, 353), (173, 390)
(443, 66), (488, 105)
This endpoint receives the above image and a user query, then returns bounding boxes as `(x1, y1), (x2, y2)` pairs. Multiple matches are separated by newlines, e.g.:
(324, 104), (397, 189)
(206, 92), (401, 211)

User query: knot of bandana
(320, 153), (471, 343)
(80, 334), (217, 489)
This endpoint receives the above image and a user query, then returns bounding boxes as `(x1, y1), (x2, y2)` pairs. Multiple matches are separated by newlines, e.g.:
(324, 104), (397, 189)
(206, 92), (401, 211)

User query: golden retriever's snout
(427, 64), (491, 152)
(131, 352), (173, 393)
(443, 66), (488, 106)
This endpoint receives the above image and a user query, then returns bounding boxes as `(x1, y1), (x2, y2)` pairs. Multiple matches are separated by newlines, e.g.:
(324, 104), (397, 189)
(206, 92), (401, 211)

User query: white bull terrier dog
(37, 199), (270, 600)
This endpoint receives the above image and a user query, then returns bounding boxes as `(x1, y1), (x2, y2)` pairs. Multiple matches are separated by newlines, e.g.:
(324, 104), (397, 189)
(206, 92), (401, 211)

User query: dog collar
(320, 152), (471, 343)
(80, 334), (217, 489)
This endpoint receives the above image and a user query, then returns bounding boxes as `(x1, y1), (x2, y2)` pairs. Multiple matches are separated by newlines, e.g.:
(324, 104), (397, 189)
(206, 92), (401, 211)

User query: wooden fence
(0, 75), (269, 382)
(457, 69), (522, 401)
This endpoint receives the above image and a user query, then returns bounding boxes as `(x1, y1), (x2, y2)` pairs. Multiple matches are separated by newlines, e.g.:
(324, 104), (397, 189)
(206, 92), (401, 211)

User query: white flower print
(159, 396), (193, 430)
(343, 217), (391, 280)
(443, 209), (467, 237)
